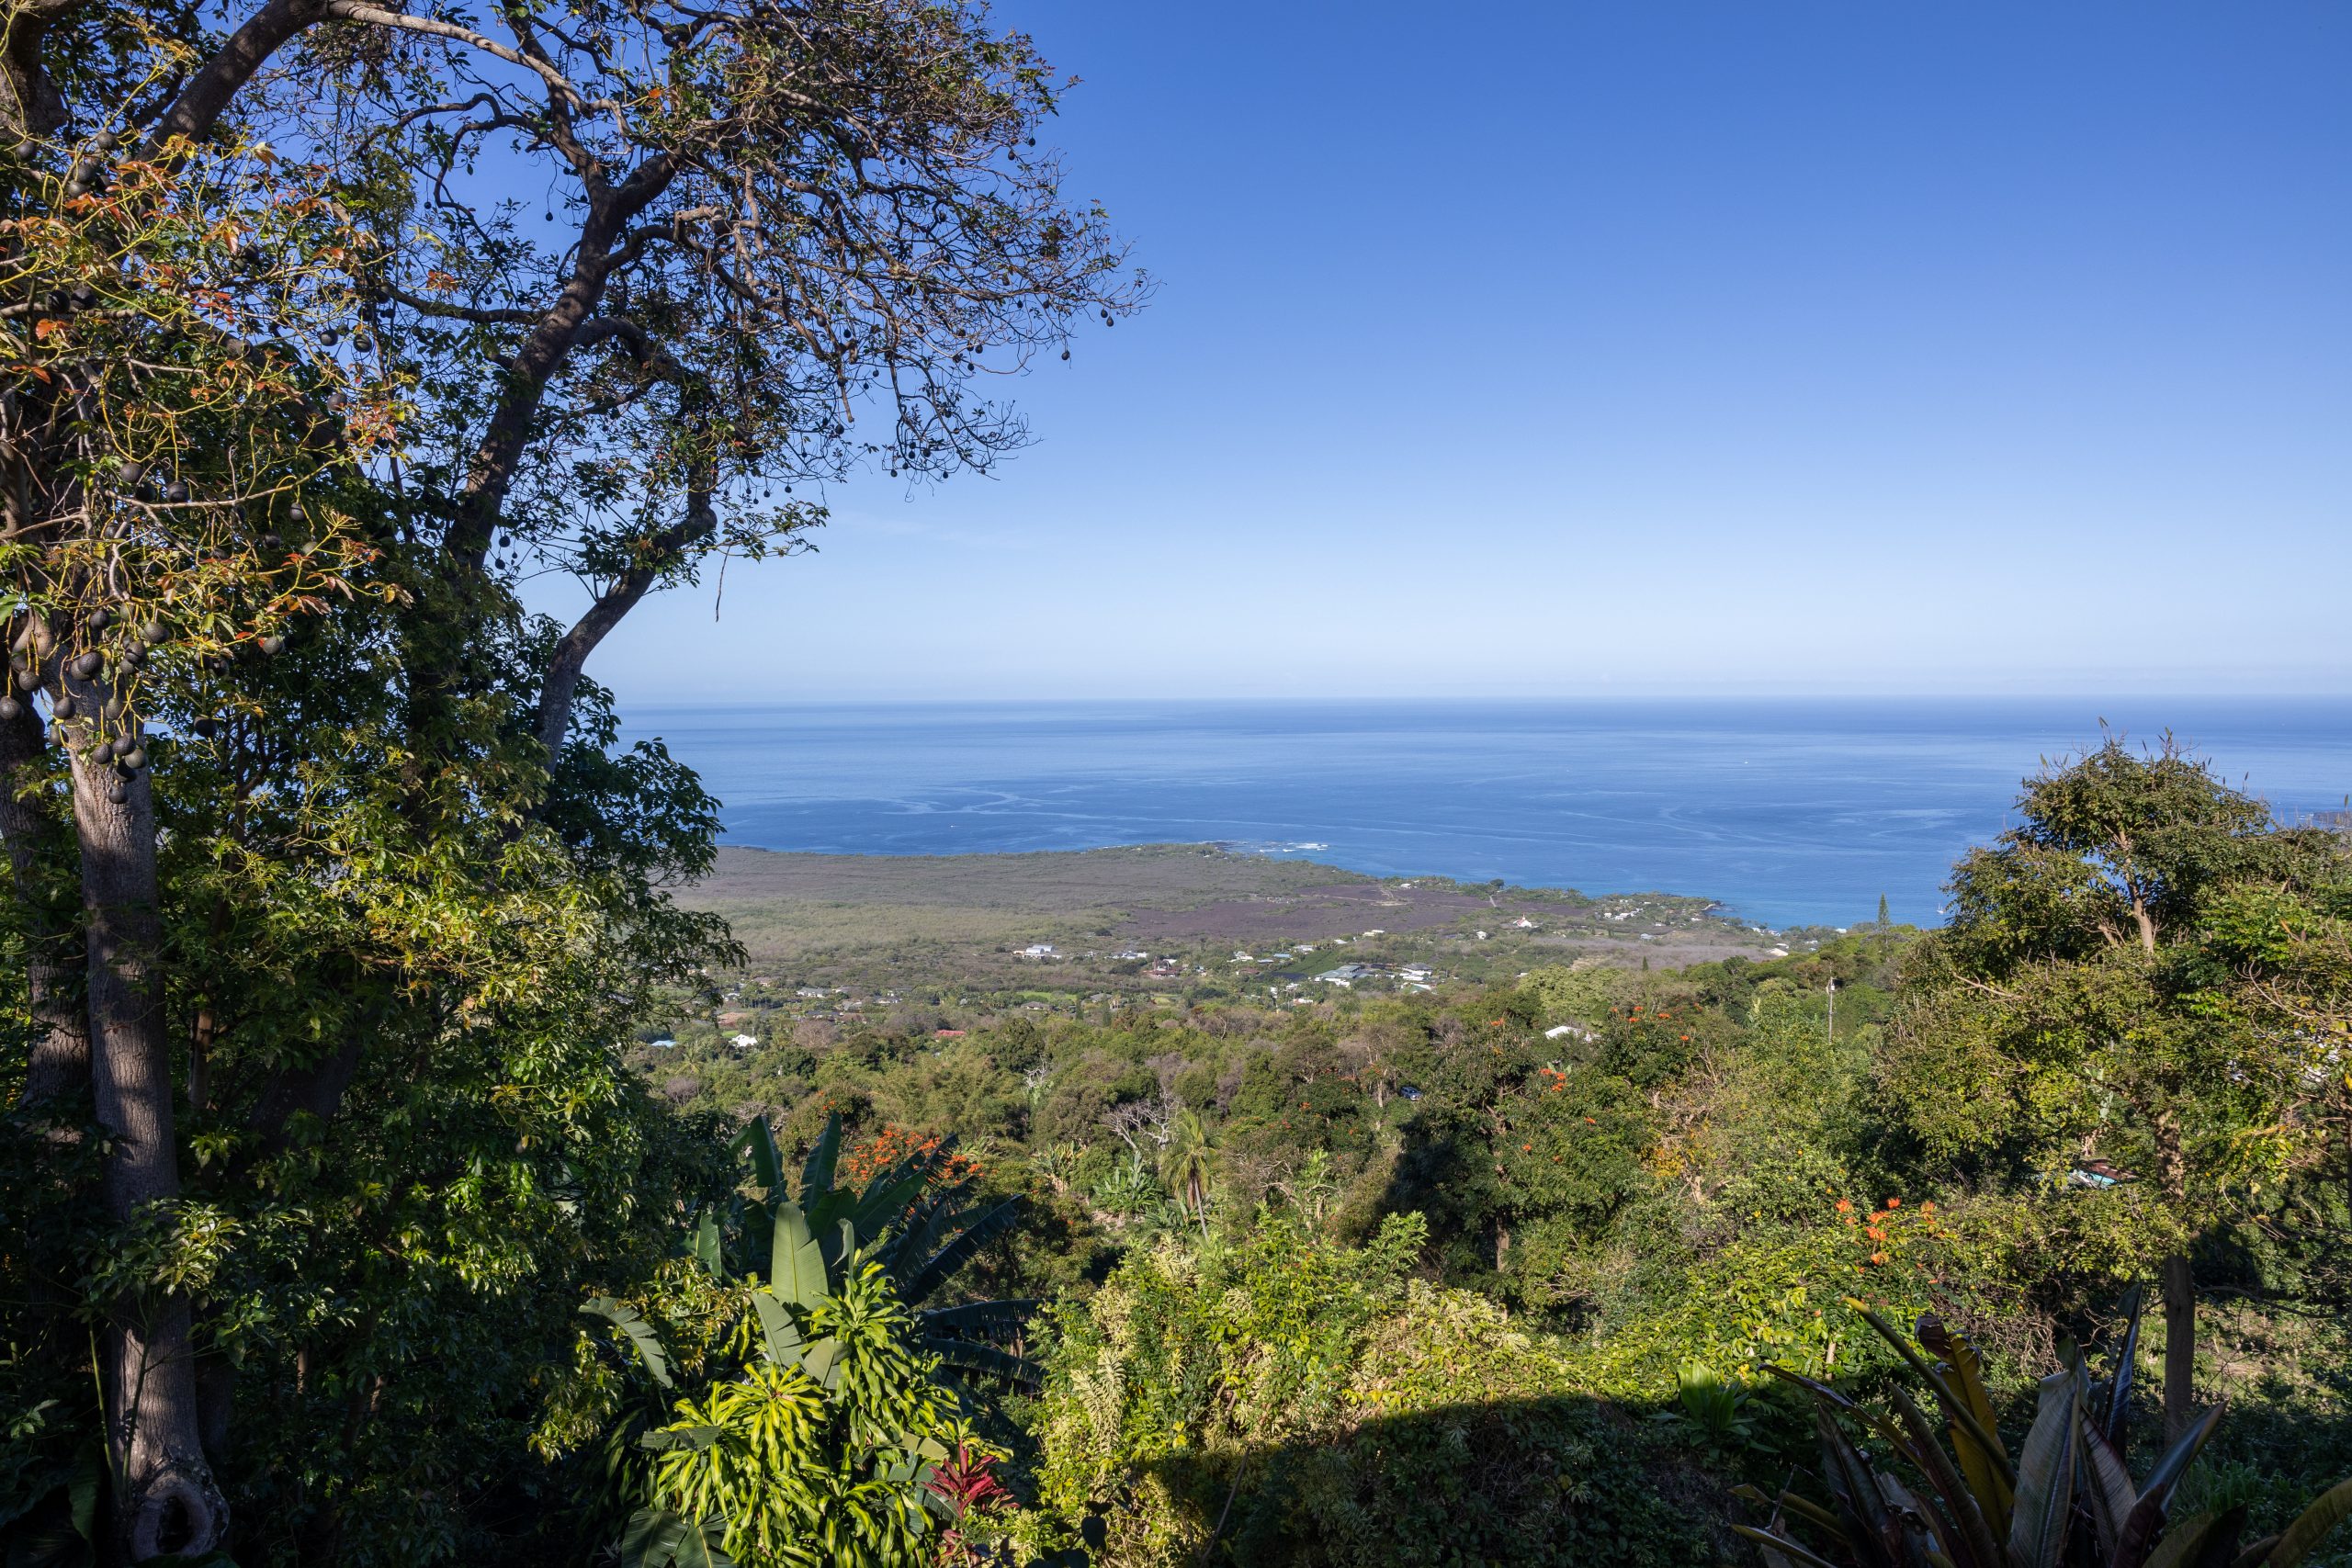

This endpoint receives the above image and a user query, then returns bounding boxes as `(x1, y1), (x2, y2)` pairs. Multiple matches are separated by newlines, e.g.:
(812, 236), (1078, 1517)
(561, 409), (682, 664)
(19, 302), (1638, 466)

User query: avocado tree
(1883, 738), (2348, 1439)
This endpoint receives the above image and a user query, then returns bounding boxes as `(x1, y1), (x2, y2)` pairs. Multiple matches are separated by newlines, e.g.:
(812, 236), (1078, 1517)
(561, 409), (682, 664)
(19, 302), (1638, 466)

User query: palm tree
(1160, 1109), (1215, 1235)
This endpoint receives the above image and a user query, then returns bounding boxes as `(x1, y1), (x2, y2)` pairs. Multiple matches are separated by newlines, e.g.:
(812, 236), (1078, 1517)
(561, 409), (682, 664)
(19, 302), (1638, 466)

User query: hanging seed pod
(71, 652), (103, 680)
(119, 647), (145, 671)
(107, 782), (127, 805)
(162, 479), (189, 504)
(51, 694), (75, 720)
(100, 696), (124, 720)
(191, 717), (220, 740)
(119, 746), (147, 771)
(86, 608), (110, 632)
(91, 739), (115, 763)
(0, 696), (20, 721)
(139, 621), (165, 646)
(258, 635), (286, 656)
(259, 532), (283, 553)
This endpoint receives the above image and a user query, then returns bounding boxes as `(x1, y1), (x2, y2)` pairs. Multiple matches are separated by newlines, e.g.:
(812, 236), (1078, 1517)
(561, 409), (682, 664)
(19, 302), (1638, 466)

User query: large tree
(0, 0), (1136, 1556)
(1883, 737), (2348, 1439)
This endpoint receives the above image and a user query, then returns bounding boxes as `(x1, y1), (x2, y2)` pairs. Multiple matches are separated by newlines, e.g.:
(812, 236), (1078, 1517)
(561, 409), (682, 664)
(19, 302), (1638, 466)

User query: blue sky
(560, 1), (2352, 703)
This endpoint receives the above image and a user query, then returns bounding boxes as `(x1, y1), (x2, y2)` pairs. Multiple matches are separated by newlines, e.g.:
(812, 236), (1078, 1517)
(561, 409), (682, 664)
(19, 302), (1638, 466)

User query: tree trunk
(69, 730), (226, 1557)
(2161, 1249), (2196, 1442)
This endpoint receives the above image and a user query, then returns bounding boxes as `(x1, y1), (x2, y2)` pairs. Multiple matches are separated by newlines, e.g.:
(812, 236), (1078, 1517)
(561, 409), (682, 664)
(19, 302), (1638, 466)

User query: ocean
(617, 698), (2352, 928)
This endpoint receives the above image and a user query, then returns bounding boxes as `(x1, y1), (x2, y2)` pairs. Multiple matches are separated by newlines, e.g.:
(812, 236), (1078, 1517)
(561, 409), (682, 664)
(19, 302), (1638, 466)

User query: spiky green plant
(645, 1113), (1038, 1385)
(1736, 1290), (2352, 1568)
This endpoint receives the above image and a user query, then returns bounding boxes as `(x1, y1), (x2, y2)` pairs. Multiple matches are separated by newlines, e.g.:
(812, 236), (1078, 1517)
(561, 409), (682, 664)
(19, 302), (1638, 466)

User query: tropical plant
(1736, 1291), (2352, 1568)
(619, 1247), (976, 1568)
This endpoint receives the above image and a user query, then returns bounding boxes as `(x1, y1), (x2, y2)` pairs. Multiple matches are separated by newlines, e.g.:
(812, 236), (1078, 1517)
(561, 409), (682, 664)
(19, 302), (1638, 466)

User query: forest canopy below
(0, 0), (2349, 1564)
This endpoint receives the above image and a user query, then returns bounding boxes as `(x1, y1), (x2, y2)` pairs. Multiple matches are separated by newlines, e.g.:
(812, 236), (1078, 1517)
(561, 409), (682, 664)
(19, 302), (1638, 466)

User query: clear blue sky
(562, 1), (2352, 703)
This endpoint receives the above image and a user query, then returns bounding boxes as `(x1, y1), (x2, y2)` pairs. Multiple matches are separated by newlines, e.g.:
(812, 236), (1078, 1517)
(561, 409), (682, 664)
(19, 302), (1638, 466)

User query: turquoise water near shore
(618, 699), (2352, 928)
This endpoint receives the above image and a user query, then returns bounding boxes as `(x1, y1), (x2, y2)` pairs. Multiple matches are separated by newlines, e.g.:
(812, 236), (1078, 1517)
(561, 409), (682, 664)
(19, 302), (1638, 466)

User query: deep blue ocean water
(617, 699), (2352, 928)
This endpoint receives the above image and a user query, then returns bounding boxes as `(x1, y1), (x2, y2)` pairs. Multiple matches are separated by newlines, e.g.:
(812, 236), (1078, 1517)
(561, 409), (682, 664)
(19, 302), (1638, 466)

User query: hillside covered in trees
(1, 0), (2349, 1563)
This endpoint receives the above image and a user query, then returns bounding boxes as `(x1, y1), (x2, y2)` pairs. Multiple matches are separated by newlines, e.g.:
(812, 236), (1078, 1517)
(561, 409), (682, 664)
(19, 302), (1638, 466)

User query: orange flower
(1521, 1143), (1532, 1152)
(1866, 1225), (1886, 1241)
(1870, 1251), (1888, 1265)
(1885, 1198), (1900, 1209)
(1835, 1199), (1853, 1213)
(1920, 1201), (1936, 1214)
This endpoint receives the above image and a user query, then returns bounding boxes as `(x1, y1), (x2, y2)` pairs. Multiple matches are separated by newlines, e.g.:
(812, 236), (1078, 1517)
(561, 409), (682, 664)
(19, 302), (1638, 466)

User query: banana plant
(744, 1113), (1037, 1385)
(1735, 1289), (2352, 1568)
(590, 1112), (1038, 1390)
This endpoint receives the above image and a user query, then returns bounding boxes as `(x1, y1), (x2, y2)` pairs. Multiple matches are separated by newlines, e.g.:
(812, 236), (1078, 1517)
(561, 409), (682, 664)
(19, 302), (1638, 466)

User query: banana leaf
(2262, 1474), (2352, 1568)
(1735, 1525), (1849, 1568)
(921, 1337), (1039, 1387)
(747, 1287), (804, 1369)
(2006, 1370), (2080, 1568)
(2110, 1404), (2225, 1568)
(1860, 1306), (2017, 1491)
(1917, 1316), (2014, 1527)
(733, 1116), (782, 1197)
(2082, 1422), (2139, 1564)
(901, 1199), (1023, 1308)
(800, 1112), (841, 1203)
(917, 1298), (1040, 1336)
(583, 1296), (674, 1389)
(2143, 1506), (2246, 1568)
(1884, 1383), (2003, 1568)
(2098, 1284), (2146, 1450)
(618, 1506), (734, 1568)
(768, 1200), (827, 1308)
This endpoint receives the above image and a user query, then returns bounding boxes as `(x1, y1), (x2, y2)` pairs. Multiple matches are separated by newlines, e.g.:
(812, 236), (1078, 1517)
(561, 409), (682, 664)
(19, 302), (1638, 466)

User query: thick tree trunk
(68, 724), (226, 1556)
(2161, 1249), (2196, 1442)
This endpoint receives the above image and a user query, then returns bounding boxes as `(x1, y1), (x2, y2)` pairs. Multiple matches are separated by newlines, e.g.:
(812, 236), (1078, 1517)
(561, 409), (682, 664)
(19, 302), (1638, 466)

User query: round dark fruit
(0, 696), (19, 721)
(121, 647), (145, 671)
(51, 695), (74, 720)
(140, 621), (165, 645)
(72, 652), (103, 680)
(260, 533), (283, 552)
(120, 747), (147, 771)
(107, 783), (127, 805)
(163, 480), (189, 503)
(92, 739), (114, 763)
(258, 635), (286, 656)
(87, 608), (110, 631)
(192, 717), (220, 739)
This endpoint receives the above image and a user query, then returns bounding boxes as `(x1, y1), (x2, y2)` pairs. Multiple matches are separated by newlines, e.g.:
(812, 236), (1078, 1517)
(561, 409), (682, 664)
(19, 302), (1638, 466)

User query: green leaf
(583, 1296), (674, 1389)
(769, 1200), (827, 1308)
(2113, 1404), (2228, 1565)
(901, 1199), (1023, 1308)
(800, 1112), (841, 1204)
(638, 1426), (723, 1454)
(916, 1298), (1040, 1336)
(747, 1287), (805, 1369)
(2007, 1370), (2079, 1568)
(692, 1211), (723, 1280)
(799, 1336), (842, 1392)
(1733, 1525), (1849, 1568)
(736, 1116), (782, 1196)
(2083, 1423), (2139, 1564)
(920, 1337), (1039, 1387)
(618, 1506), (734, 1568)
(2143, 1507), (2247, 1568)
(2264, 1475), (2352, 1568)
(2101, 1283), (2146, 1449)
